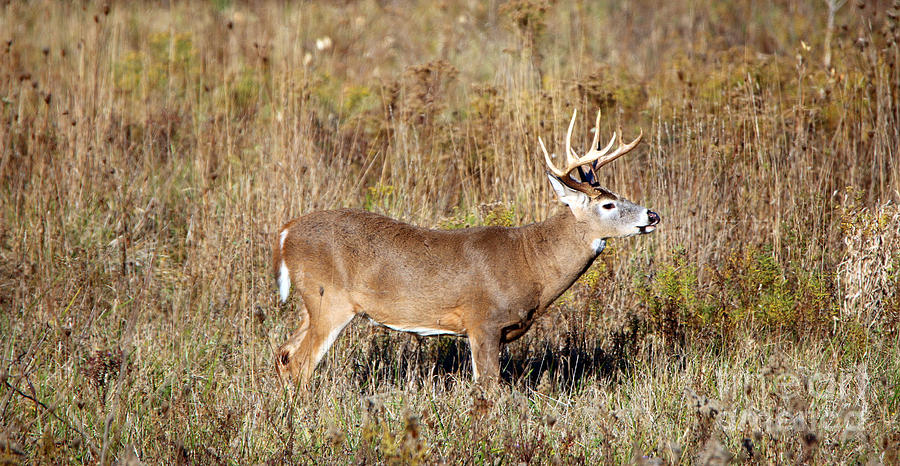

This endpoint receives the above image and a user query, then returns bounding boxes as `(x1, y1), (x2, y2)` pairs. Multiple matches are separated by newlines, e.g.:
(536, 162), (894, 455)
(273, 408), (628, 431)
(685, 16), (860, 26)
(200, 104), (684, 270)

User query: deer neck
(519, 207), (603, 308)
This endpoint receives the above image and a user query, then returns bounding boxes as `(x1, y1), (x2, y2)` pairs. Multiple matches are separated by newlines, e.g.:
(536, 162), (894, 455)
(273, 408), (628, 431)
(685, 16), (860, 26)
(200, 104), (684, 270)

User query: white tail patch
(278, 261), (291, 302)
(278, 228), (291, 302)
(280, 229), (289, 249)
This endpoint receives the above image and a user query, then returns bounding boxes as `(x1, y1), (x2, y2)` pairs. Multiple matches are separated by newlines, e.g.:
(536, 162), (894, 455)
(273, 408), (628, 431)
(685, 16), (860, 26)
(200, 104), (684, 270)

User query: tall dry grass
(1, 0), (898, 463)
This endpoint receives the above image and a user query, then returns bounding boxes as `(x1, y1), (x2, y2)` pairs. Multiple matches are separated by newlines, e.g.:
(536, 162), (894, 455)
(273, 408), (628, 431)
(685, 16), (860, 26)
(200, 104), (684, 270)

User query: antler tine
(564, 109), (578, 168)
(590, 109), (617, 159)
(589, 109), (602, 156)
(591, 129), (643, 170)
(569, 109), (619, 169)
(580, 109), (615, 184)
(539, 136), (567, 178)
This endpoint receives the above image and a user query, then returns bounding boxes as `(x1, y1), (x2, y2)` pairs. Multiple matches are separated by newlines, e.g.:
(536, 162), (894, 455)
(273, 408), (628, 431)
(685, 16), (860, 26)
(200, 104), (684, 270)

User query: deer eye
(602, 202), (616, 210)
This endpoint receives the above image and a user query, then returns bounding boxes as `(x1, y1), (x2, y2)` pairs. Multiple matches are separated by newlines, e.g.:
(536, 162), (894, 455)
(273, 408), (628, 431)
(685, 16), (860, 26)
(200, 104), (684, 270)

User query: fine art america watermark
(696, 366), (874, 439)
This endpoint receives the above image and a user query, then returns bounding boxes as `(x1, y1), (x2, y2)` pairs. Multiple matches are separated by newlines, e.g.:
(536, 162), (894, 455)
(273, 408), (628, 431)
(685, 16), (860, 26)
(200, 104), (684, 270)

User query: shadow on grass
(345, 318), (641, 393)
(501, 324), (638, 391)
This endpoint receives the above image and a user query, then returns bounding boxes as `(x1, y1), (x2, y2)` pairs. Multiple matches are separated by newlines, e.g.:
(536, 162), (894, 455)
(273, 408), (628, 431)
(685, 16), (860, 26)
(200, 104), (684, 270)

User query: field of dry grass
(1, 0), (899, 463)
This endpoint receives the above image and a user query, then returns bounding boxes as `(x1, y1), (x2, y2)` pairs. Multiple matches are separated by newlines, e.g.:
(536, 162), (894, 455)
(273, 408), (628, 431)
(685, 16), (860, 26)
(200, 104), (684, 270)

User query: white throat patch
(591, 239), (607, 255)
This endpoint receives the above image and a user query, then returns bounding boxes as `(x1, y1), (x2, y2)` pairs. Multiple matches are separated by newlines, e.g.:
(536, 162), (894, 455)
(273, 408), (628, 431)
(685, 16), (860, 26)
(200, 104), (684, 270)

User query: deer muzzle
(639, 210), (661, 234)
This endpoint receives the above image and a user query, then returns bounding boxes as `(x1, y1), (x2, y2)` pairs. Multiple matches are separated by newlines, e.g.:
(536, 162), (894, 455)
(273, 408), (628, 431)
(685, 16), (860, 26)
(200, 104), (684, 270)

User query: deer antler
(539, 109), (642, 196)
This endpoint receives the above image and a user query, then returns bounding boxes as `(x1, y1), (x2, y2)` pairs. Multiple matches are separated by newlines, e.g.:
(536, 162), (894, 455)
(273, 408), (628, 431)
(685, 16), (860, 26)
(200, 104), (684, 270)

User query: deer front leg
(468, 324), (501, 383)
(276, 292), (355, 387)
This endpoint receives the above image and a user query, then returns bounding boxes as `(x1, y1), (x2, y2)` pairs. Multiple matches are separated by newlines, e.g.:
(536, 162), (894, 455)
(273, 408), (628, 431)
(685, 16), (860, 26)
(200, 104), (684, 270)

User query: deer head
(540, 109), (660, 251)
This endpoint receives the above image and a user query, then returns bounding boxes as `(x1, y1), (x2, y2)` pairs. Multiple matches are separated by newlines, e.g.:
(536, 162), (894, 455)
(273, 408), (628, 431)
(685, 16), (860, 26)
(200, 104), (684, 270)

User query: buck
(272, 109), (659, 385)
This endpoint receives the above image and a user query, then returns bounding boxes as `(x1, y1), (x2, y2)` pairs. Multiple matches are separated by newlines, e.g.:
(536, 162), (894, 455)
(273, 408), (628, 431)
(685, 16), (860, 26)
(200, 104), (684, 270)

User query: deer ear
(547, 173), (589, 208)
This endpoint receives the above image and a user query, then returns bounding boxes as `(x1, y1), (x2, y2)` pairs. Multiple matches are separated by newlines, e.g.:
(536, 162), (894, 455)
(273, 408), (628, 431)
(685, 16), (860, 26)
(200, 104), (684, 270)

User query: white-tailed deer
(272, 109), (659, 385)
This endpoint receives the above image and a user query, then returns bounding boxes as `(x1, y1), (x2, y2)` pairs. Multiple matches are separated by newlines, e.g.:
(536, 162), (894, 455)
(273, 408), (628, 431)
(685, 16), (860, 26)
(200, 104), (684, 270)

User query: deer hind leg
(276, 290), (356, 386)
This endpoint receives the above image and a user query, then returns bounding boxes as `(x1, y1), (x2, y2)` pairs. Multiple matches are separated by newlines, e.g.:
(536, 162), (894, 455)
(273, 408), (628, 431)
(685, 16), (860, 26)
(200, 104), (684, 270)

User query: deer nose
(647, 211), (660, 225)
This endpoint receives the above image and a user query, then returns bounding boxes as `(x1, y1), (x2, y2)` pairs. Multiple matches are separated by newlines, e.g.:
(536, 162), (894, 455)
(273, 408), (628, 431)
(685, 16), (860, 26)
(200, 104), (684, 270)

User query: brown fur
(273, 205), (639, 385)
